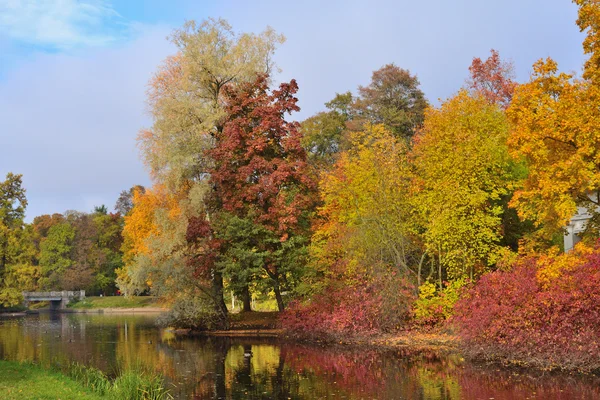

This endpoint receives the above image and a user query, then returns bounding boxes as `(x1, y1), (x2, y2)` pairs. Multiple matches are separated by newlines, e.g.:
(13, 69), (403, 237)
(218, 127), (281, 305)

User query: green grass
(0, 360), (104, 400)
(68, 296), (162, 309)
(0, 361), (172, 400)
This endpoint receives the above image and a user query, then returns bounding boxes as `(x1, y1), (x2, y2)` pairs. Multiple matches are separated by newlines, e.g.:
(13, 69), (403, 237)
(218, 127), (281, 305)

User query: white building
(564, 206), (590, 252)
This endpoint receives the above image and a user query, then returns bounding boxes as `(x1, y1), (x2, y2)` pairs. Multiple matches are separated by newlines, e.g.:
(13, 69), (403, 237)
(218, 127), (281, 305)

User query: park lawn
(68, 296), (162, 309)
(0, 360), (105, 400)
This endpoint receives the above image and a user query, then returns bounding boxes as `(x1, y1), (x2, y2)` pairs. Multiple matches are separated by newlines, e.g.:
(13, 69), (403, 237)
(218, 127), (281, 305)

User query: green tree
(39, 222), (75, 289)
(353, 64), (428, 141)
(0, 173), (27, 278)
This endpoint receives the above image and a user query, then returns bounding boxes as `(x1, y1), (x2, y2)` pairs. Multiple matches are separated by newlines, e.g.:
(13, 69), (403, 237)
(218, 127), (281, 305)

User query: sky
(0, 0), (587, 221)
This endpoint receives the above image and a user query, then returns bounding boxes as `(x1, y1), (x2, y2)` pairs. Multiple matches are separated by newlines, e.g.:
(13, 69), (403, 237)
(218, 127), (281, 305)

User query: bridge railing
(22, 290), (85, 299)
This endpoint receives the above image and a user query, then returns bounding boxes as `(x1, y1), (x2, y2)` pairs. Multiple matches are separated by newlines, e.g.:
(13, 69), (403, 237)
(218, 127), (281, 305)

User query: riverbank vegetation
(2, 0), (600, 373)
(0, 360), (170, 400)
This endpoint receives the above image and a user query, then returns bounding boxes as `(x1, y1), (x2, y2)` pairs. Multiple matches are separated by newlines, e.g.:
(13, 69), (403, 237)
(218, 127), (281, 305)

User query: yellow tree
(413, 91), (518, 283)
(311, 124), (418, 285)
(507, 1), (600, 242)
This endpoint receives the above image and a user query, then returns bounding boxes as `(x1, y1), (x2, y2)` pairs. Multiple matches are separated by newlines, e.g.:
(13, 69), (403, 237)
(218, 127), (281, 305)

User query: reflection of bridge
(22, 291), (85, 310)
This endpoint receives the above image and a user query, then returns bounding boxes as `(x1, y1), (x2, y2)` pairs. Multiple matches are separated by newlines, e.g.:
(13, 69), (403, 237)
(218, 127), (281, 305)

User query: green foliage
(413, 279), (467, 326)
(38, 222), (75, 288)
(0, 173), (34, 307)
(157, 294), (222, 330)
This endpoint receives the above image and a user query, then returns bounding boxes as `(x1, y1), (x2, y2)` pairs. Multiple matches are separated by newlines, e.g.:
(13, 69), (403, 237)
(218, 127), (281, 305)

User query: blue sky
(0, 0), (587, 220)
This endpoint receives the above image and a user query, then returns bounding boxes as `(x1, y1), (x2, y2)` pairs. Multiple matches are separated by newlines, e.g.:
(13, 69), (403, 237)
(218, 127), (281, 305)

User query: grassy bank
(0, 360), (104, 400)
(0, 360), (171, 400)
(68, 296), (163, 310)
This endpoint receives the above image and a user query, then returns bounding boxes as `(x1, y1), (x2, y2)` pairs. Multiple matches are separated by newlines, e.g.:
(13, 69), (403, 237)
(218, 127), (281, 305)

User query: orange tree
(507, 0), (600, 242)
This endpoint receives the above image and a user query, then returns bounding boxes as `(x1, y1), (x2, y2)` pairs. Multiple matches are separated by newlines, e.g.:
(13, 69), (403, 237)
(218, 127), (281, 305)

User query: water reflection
(0, 313), (599, 399)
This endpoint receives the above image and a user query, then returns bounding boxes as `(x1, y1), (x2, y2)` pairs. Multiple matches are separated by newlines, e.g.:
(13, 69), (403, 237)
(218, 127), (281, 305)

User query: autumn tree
(136, 18), (285, 318)
(413, 91), (519, 283)
(467, 49), (517, 108)
(0, 173), (27, 278)
(507, 0), (600, 243)
(0, 173), (37, 306)
(353, 64), (427, 141)
(301, 92), (354, 168)
(311, 124), (419, 283)
(202, 75), (316, 312)
(139, 18), (284, 187)
(114, 185), (146, 215)
(38, 222), (75, 289)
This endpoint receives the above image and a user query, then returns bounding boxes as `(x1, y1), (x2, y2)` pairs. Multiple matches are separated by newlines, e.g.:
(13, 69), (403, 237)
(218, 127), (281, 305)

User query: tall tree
(38, 222), (75, 289)
(204, 75), (316, 311)
(467, 49), (517, 109)
(137, 18), (285, 317)
(114, 185), (146, 215)
(353, 64), (427, 141)
(507, 0), (600, 242)
(413, 91), (518, 282)
(300, 92), (354, 168)
(0, 173), (27, 279)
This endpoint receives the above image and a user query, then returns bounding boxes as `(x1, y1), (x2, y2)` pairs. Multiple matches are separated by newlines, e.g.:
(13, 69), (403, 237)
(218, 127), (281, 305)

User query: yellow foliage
(311, 124), (415, 281)
(536, 243), (593, 288)
(413, 91), (517, 279)
(507, 1), (600, 242)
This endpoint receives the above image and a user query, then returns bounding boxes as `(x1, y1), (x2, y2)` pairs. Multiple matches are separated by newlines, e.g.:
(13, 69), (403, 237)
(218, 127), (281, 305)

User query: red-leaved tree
(467, 49), (517, 108)
(191, 74), (317, 312)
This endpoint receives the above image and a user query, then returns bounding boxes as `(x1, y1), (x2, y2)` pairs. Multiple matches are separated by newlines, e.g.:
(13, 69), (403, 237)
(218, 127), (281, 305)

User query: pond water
(0, 312), (599, 399)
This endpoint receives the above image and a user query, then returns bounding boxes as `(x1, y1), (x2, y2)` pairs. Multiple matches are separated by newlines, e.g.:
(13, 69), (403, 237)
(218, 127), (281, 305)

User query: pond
(0, 312), (599, 399)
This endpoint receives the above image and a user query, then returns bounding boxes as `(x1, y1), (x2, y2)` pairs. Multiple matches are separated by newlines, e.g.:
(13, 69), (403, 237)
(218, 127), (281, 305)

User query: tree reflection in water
(0, 313), (600, 399)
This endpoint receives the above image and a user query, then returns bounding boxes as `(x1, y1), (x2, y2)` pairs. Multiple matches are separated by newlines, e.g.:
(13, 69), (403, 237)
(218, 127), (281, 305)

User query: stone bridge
(22, 290), (85, 310)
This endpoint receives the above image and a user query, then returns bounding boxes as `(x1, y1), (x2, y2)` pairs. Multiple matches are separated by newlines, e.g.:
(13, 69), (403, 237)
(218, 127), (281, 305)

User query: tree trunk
(273, 280), (285, 312)
(241, 285), (252, 312)
(212, 270), (229, 328)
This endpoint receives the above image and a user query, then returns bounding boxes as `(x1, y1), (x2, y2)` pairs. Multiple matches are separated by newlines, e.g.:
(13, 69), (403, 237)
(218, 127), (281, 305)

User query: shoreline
(25, 307), (168, 314)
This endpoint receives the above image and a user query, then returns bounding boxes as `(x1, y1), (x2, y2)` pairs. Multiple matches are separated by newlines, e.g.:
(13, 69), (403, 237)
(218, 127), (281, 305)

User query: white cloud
(0, 0), (127, 49)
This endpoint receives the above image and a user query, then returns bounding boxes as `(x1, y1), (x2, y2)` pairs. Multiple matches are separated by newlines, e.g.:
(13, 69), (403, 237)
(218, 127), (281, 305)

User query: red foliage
(210, 74), (317, 237)
(467, 49), (517, 108)
(454, 247), (600, 372)
(280, 276), (415, 338)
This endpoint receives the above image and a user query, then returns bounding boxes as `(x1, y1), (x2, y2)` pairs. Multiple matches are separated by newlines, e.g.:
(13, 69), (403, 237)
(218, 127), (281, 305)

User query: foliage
(204, 74), (317, 311)
(354, 64), (428, 140)
(467, 49), (517, 108)
(454, 243), (600, 372)
(412, 279), (467, 327)
(300, 92), (353, 167)
(412, 91), (518, 281)
(139, 18), (284, 187)
(281, 273), (415, 338)
(157, 294), (222, 330)
(507, 1), (600, 242)
(310, 124), (418, 286)
(118, 185), (180, 295)
(114, 185), (146, 215)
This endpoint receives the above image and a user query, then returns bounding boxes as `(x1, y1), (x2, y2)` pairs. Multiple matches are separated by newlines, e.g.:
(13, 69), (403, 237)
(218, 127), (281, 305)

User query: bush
(413, 279), (467, 327)
(281, 274), (415, 340)
(454, 246), (600, 372)
(157, 295), (223, 330)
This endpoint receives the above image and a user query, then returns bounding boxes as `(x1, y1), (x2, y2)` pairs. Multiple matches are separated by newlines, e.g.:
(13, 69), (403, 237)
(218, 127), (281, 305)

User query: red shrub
(281, 276), (415, 340)
(454, 249), (600, 372)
